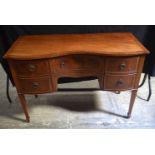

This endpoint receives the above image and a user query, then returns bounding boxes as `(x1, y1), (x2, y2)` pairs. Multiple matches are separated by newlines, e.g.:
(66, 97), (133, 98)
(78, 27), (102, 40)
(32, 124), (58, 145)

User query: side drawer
(17, 76), (52, 94)
(104, 74), (136, 91)
(10, 59), (50, 77)
(105, 57), (139, 74)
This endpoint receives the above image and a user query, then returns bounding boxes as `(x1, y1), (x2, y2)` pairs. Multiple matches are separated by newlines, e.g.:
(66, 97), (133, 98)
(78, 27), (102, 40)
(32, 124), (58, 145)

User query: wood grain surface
(4, 32), (149, 60)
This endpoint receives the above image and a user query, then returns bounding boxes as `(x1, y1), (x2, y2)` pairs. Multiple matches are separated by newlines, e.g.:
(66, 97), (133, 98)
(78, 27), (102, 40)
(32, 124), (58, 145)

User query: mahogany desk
(4, 32), (149, 122)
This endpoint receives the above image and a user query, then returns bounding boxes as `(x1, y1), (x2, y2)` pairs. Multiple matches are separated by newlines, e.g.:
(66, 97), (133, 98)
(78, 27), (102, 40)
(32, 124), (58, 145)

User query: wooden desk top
(4, 32), (149, 60)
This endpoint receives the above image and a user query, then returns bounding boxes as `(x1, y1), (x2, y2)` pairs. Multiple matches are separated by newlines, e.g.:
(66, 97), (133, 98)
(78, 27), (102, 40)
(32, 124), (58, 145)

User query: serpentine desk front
(4, 33), (149, 122)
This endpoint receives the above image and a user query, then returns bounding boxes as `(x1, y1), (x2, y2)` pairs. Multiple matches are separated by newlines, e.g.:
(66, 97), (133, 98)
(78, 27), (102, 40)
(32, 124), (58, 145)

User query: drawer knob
(60, 62), (65, 68)
(120, 63), (126, 70)
(32, 82), (39, 88)
(29, 64), (36, 71)
(117, 79), (123, 85)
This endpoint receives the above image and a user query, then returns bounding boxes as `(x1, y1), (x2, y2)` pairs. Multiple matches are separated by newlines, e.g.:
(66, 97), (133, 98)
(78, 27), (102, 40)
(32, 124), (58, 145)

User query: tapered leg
(127, 90), (137, 118)
(18, 94), (30, 122)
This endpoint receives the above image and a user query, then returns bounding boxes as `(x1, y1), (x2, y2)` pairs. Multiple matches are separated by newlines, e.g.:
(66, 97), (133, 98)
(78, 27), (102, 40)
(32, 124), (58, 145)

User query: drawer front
(105, 57), (139, 74)
(17, 76), (52, 94)
(51, 55), (103, 73)
(104, 74), (135, 91)
(11, 60), (50, 77)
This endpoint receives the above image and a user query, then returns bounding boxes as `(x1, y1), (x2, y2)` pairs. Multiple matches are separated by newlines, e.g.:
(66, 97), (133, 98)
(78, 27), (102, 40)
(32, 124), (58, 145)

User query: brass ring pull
(32, 82), (39, 88)
(29, 64), (36, 71)
(120, 63), (126, 70)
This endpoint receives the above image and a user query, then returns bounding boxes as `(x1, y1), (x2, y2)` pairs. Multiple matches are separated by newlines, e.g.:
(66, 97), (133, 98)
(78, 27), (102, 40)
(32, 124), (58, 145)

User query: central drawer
(50, 55), (104, 74)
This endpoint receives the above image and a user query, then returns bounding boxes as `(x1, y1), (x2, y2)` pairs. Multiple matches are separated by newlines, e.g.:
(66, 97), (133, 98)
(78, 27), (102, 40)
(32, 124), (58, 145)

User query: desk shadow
(47, 93), (96, 112)
(98, 109), (127, 118)
(0, 92), (127, 123)
(0, 100), (30, 123)
(46, 93), (127, 118)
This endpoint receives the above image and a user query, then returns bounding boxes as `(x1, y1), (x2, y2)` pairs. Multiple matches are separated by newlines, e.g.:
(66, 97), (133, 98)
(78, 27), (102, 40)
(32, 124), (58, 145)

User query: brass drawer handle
(32, 82), (39, 88)
(120, 63), (126, 70)
(28, 64), (36, 71)
(60, 61), (65, 68)
(117, 79), (123, 85)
